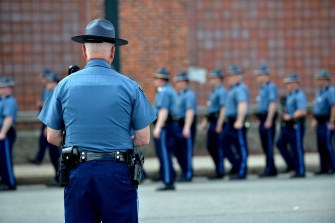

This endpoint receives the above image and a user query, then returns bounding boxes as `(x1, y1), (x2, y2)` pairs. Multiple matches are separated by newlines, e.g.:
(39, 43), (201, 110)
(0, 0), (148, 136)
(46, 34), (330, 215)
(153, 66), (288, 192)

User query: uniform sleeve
(159, 90), (171, 109)
(268, 85), (278, 102)
(131, 86), (157, 131)
(296, 92), (307, 110)
(328, 88), (335, 105)
(38, 87), (63, 130)
(3, 98), (17, 118)
(236, 87), (249, 103)
(185, 92), (196, 110)
(219, 89), (227, 107)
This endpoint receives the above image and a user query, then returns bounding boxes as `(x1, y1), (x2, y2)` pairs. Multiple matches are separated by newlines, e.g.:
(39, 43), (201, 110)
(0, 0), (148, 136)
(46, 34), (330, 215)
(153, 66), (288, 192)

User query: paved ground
(0, 174), (334, 223)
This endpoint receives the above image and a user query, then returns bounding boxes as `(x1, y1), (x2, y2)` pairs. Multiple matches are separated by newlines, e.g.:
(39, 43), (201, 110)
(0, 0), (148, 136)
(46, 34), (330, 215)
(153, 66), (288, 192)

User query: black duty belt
(79, 151), (129, 163)
(314, 115), (330, 123)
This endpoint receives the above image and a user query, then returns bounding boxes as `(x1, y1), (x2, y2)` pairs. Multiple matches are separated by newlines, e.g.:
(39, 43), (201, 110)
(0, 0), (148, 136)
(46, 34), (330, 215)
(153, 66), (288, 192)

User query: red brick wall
(119, 0), (189, 102)
(0, 0), (104, 111)
(1, 0), (335, 111)
(188, 0), (335, 105)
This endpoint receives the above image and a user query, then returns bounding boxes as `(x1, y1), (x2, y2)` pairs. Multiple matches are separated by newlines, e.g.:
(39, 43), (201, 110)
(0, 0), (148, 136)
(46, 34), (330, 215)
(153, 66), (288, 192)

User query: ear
(82, 44), (87, 60)
(110, 45), (115, 62)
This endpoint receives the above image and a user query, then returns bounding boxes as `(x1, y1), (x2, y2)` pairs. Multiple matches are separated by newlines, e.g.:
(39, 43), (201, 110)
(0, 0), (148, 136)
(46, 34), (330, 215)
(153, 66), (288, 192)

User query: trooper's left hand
(234, 120), (243, 129)
(329, 122), (335, 131)
(183, 127), (191, 138)
(264, 119), (272, 129)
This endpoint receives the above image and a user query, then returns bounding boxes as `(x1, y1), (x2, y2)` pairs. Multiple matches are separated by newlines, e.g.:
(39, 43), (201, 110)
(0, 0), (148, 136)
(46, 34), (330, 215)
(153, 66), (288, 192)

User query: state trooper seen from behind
(173, 71), (197, 182)
(255, 65), (278, 177)
(223, 65), (249, 180)
(276, 73), (307, 178)
(311, 70), (335, 175)
(38, 18), (156, 222)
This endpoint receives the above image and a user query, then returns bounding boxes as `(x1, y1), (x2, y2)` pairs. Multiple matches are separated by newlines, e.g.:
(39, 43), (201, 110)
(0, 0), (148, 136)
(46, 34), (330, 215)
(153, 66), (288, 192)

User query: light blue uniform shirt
(207, 85), (227, 114)
(175, 88), (197, 119)
(41, 88), (52, 102)
(314, 84), (335, 116)
(0, 95), (18, 127)
(225, 82), (249, 118)
(38, 59), (156, 152)
(153, 83), (177, 116)
(285, 89), (307, 116)
(257, 82), (278, 114)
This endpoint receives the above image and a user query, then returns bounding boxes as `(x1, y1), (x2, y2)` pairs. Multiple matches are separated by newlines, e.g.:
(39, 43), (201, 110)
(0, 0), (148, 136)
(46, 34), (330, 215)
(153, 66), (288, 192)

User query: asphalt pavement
(0, 174), (334, 223)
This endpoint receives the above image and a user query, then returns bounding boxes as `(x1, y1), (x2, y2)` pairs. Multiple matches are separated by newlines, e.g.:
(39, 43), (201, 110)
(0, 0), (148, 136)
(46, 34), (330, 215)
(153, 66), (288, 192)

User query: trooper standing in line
(31, 72), (62, 186)
(153, 68), (178, 191)
(0, 77), (18, 191)
(223, 65), (249, 180)
(311, 70), (335, 175)
(255, 65), (278, 177)
(38, 18), (156, 222)
(173, 71), (197, 182)
(202, 68), (237, 179)
(276, 73), (307, 178)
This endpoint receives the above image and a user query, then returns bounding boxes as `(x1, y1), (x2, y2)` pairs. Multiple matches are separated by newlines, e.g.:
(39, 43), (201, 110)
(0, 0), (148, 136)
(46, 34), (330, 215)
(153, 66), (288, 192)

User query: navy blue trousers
(222, 124), (248, 177)
(174, 123), (196, 180)
(0, 127), (16, 187)
(35, 124), (61, 181)
(276, 122), (305, 176)
(65, 161), (138, 223)
(316, 122), (335, 172)
(258, 121), (277, 174)
(154, 123), (177, 185)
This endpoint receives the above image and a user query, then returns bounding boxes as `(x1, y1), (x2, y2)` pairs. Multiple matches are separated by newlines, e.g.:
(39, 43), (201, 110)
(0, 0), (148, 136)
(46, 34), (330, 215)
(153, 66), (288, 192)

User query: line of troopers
(152, 65), (335, 191)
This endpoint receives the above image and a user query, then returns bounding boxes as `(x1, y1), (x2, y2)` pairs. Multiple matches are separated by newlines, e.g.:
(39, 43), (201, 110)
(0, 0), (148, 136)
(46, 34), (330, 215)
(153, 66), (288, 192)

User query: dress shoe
(0, 184), (16, 191)
(229, 175), (246, 180)
(290, 174), (305, 178)
(259, 171), (278, 178)
(156, 184), (176, 191)
(280, 167), (294, 173)
(29, 158), (42, 165)
(176, 177), (192, 183)
(207, 174), (224, 180)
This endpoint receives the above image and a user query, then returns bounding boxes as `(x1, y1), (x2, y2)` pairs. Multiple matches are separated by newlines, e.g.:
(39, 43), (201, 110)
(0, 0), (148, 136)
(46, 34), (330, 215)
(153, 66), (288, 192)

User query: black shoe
(0, 184), (16, 191)
(259, 171), (278, 178)
(46, 180), (61, 187)
(156, 184), (176, 191)
(176, 177), (192, 183)
(280, 167), (294, 174)
(290, 174), (305, 178)
(207, 174), (224, 180)
(314, 170), (328, 175)
(29, 159), (42, 165)
(229, 175), (246, 180)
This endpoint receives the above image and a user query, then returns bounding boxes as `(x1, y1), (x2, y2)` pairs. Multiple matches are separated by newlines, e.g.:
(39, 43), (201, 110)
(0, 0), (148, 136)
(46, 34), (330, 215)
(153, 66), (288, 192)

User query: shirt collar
(85, 59), (112, 69)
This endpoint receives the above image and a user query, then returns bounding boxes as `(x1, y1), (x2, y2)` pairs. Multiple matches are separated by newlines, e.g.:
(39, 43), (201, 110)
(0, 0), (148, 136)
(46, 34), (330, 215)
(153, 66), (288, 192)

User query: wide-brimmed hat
(45, 72), (61, 83)
(227, 65), (243, 75)
(71, 18), (128, 46)
(0, 76), (15, 88)
(255, 64), (270, 75)
(284, 73), (300, 83)
(174, 71), (189, 81)
(209, 68), (224, 79)
(315, 69), (331, 80)
(155, 67), (170, 80)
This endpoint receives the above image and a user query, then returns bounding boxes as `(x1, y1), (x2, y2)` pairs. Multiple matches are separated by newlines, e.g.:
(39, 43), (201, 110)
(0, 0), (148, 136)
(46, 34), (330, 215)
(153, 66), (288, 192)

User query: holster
(128, 147), (144, 186)
(58, 146), (79, 187)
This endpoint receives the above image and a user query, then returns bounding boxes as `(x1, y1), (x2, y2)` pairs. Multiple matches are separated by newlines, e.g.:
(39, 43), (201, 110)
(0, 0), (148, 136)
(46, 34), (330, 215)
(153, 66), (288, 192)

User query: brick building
(1, 0), (334, 111)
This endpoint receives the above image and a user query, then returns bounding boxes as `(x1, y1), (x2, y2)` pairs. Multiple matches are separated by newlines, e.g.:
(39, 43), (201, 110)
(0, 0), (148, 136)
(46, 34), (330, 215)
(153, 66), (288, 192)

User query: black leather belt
(79, 151), (129, 163)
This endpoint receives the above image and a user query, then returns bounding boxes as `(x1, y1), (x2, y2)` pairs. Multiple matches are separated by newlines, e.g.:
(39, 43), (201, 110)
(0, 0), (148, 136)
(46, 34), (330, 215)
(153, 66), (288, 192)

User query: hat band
(155, 73), (169, 79)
